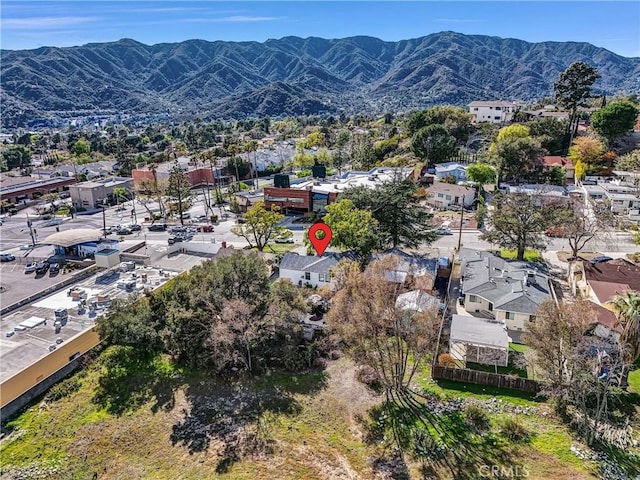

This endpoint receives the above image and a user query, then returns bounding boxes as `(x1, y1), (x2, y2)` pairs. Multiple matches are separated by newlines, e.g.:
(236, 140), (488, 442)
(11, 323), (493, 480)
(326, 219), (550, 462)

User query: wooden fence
(431, 364), (541, 393)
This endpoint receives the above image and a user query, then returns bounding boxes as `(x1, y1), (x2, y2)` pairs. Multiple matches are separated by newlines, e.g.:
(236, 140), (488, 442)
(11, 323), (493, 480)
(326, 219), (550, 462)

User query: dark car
(168, 236), (184, 245)
(49, 263), (61, 275)
(35, 262), (50, 274)
(116, 227), (132, 235)
(129, 224), (142, 232)
(148, 223), (167, 232)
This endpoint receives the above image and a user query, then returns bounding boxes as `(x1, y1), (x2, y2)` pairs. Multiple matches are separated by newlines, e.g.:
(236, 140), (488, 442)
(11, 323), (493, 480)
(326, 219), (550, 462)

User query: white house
(468, 101), (520, 124)
(425, 183), (475, 209)
(458, 249), (555, 343)
(434, 162), (467, 183)
(279, 252), (344, 288)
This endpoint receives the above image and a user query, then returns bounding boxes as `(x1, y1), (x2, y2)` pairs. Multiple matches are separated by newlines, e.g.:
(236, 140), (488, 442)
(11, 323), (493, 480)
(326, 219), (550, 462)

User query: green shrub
(464, 404), (491, 433)
(44, 376), (81, 402)
(499, 417), (530, 442)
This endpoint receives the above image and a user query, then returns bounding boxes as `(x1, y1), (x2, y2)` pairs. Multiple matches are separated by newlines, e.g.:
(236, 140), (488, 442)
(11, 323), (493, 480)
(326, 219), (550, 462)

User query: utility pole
(456, 203), (464, 252)
(102, 199), (107, 239)
(26, 212), (36, 246)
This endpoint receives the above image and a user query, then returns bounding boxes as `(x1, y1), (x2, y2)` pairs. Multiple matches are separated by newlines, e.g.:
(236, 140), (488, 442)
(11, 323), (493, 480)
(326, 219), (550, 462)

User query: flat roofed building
(0, 176), (77, 204)
(264, 167), (412, 214)
(68, 177), (133, 210)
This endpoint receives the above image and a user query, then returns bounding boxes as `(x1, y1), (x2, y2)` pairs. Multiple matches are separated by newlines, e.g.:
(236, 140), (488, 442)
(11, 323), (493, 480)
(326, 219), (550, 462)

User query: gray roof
(450, 315), (509, 349)
(459, 248), (552, 315)
(396, 290), (441, 312)
(372, 248), (438, 282)
(280, 252), (357, 273)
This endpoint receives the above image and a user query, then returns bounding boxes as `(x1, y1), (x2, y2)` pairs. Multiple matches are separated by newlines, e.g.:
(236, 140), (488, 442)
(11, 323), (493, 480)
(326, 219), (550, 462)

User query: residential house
(373, 248), (438, 291)
(505, 184), (579, 208)
(279, 252), (348, 288)
(569, 258), (640, 306)
(599, 182), (640, 214)
(458, 249), (554, 342)
(567, 258), (640, 340)
(434, 162), (467, 183)
(542, 156), (575, 181)
(468, 101), (520, 124)
(425, 183), (475, 209)
(450, 314), (509, 367)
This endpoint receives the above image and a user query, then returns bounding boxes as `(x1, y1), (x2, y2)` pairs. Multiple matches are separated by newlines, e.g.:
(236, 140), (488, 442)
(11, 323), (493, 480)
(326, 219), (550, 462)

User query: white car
(24, 262), (37, 273)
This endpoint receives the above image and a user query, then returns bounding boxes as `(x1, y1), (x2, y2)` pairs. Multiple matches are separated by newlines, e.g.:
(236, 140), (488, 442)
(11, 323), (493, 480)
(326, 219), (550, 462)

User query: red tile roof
(542, 156), (574, 169)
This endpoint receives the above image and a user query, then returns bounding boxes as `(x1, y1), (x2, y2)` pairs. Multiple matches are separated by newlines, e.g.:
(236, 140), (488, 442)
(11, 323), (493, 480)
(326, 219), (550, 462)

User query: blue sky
(2, 1), (639, 57)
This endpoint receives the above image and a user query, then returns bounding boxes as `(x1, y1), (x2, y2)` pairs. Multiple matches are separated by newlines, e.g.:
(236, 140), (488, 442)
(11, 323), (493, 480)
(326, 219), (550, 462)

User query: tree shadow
(361, 389), (528, 480)
(91, 347), (182, 415)
(170, 369), (328, 473)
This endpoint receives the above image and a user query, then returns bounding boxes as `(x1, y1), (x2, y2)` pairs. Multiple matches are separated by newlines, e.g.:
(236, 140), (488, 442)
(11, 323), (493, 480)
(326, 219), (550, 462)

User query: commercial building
(264, 167), (412, 214)
(0, 176), (76, 204)
(44, 228), (117, 259)
(68, 177), (133, 210)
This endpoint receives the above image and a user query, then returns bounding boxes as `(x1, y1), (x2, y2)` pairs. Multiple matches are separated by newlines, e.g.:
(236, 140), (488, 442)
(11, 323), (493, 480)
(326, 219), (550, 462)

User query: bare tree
(326, 256), (441, 392)
(550, 197), (613, 258)
(522, 300), (594, 393)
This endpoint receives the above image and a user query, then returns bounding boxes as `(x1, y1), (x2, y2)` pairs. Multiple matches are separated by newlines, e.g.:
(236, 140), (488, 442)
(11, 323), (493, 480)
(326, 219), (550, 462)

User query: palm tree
(610, 291), (640, 384)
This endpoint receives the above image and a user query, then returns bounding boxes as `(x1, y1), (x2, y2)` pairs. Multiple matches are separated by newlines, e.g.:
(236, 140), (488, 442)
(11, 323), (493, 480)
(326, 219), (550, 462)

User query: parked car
(24, 262), (37, 273)
(168, 236), (182, 245)
(196, 224), (214, 232)
(19, 244), (33, 250)
(196, 214), (209, 222)
(5, 331), (15, 337)
(42, 218), (62, 227)
(129, 224), (142, 232)
(275, 236), (294, 244)
(49, 263), (61, 275)
(435, 227), (453, 235)
(35, 262), (50, 274)
(148, 223), (167, 232)
(171, 226), (187, 234)
(0, 252), (15, 262)
(116, 227), (132, 235)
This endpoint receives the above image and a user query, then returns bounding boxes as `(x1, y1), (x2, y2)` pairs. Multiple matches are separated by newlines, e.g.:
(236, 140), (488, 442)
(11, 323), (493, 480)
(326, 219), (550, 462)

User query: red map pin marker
(308, 223), (332, 256)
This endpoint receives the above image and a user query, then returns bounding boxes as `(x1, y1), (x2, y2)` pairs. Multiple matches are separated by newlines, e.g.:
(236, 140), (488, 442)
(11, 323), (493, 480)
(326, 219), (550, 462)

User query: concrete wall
(0, 327), (101, 412)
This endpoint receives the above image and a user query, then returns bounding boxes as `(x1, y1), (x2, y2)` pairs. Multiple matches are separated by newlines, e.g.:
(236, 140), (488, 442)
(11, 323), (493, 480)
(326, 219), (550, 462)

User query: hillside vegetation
(2, 32), (639, 126)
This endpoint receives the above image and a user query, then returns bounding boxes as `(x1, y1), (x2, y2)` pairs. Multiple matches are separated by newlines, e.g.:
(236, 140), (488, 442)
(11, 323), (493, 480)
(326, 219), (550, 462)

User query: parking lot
(0, 264), (175, 383)
(0, 258), (69, 307)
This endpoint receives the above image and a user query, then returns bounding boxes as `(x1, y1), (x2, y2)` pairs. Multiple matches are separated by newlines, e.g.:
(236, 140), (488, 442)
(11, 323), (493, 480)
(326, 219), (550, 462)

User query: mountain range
(1, 31), (639, 128)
